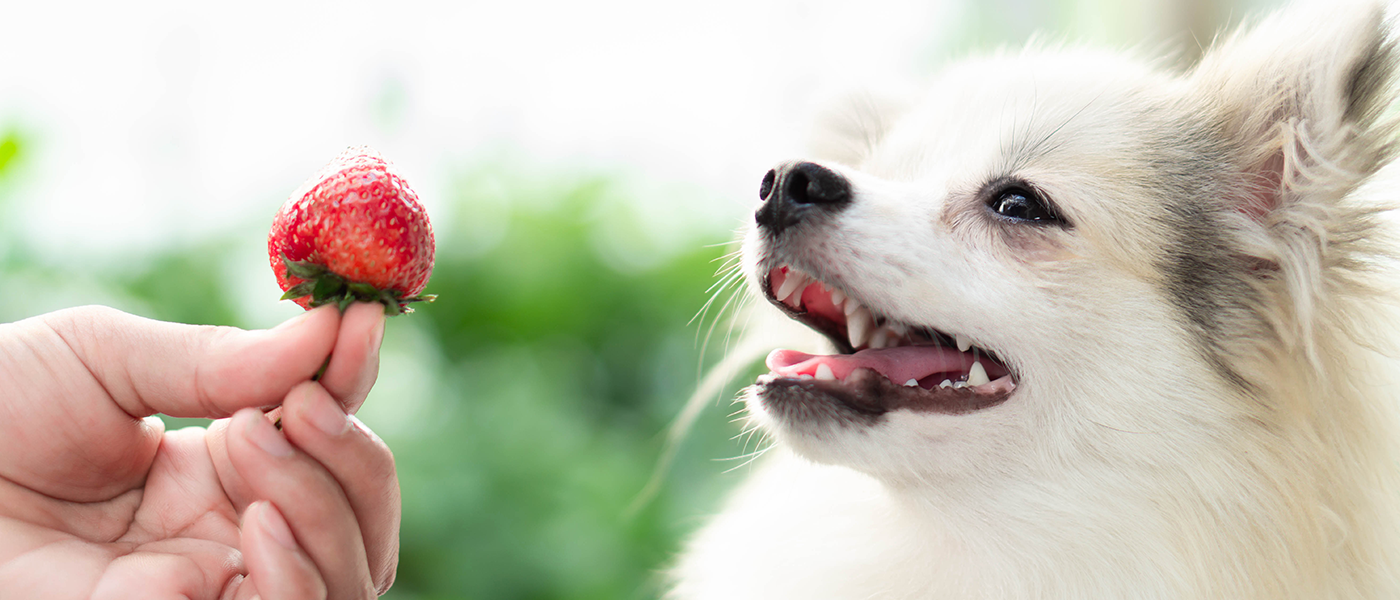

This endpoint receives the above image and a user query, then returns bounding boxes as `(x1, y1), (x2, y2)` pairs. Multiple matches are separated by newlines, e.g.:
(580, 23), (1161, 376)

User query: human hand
(0, 303), (399, 599)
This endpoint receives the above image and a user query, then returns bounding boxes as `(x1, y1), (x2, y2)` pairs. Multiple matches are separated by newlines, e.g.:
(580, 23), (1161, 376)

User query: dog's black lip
(760, 368), (1012, 419)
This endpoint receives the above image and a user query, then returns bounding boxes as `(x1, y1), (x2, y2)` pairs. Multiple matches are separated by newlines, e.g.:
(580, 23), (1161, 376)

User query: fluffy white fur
(671, 3), (1400, 598)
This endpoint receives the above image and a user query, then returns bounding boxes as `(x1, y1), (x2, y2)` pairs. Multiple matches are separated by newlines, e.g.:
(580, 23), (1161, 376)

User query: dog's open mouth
(758, 266), (1016, 415)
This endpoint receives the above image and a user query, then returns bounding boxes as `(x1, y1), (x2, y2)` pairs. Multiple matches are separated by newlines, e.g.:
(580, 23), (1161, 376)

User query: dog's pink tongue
(766, 345), (971, 384)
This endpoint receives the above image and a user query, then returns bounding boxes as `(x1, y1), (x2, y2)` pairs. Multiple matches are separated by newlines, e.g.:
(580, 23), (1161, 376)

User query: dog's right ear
(805, 90), (911, 168)
(1191, 1), (1397, 221)
(1190, 2), (1398, 356)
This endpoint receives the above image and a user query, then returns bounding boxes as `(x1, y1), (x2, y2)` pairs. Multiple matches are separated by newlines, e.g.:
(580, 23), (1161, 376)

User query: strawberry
(269, 147), (436, 316)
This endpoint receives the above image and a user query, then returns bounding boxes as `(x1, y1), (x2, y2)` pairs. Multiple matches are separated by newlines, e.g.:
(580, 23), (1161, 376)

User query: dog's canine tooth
(967, 361), (990, 386)
(848, 307), (873, 349)
(844, 298), (863, 317)
(815, 364), (836, 381)
(956, 334), (971, 353)
(777, 270), (809, 305)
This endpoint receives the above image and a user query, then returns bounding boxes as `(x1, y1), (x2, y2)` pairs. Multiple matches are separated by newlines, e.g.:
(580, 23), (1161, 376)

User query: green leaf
(311, 276), (346, 301)
(283, 255), (330, 280)
(347, 282), (379, 298)
(379, 289), (404, 316)
(280, 281), (315, 300)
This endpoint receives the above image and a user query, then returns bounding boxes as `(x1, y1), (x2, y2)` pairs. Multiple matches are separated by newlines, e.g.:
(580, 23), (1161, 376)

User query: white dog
(671, 3), (1400, 598)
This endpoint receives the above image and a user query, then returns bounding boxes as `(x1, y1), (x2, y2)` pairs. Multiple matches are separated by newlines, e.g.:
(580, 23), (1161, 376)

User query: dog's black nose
(755, 161), (852, 235)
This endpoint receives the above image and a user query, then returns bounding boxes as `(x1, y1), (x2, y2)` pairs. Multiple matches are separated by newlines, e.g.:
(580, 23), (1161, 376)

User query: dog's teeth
(887, 321), (908, 336)
(939, 379), (953, 389)
(869, 327), (890, 349)
(956, 334), (971, 353)
(778, 271), (808, 306)
(967, 361), (990, 386)
(844, 298), (862, 317)
(953, 381), (970, 389)
(848, 307), (873, 349)
(815, 364), (836, 381)
(798, 374), (814, 380)
(829, 287), (845, 307)
(904, 379), (919, 387)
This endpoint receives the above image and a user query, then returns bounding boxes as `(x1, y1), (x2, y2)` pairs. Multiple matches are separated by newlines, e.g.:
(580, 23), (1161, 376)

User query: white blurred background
(1, 0), (1279, 267)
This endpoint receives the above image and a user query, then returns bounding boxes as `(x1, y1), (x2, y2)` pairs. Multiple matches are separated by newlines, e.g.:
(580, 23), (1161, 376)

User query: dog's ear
(1191, 4), (1398, 358)
(805, 90), (910, 168)
(1192, 2), (1397, 220)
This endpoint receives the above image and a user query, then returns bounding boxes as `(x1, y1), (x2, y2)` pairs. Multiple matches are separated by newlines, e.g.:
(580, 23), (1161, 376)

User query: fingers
(280, 382), (400, 592)
(226, 407), (379, 599)
(239, 501), (327, 600)
(41, 305), (341, 419)
(0, 304), (374, 502)
(316, 302), (386, 413)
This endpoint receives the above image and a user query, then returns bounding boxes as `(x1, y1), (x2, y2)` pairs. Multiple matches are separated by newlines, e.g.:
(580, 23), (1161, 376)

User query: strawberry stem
(310, 355), (332, 381)
(274, 355), (333, 432)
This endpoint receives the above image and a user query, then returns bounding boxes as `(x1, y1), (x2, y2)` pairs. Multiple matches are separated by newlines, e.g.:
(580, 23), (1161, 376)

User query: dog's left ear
(1193, 2), (1397, 221)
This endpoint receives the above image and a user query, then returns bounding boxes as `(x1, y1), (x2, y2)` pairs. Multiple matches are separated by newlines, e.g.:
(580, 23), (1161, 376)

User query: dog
(670, 2), (1400, 598)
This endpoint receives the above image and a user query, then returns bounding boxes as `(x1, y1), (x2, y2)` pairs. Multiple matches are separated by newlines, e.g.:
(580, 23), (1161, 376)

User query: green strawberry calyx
(279, 254), (436, 316)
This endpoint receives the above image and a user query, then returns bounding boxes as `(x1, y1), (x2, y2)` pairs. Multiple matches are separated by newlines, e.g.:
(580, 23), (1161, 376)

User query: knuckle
(62, 304), (122, 323)
(191, 325), (253, 414)
(43, 305), (120, 354)
(367, 442), (399, 485)
(351, 419), (400, 481)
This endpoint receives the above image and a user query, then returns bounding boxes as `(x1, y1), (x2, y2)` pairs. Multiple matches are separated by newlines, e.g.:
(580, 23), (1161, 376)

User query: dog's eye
(988, 187), (1058, 223)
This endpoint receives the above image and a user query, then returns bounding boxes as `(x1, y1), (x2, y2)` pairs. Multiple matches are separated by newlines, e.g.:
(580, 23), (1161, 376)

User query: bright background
(0, 0), (1281, 597)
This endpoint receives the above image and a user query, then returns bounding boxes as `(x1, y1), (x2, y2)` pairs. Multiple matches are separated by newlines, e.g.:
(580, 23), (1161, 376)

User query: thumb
(45, 304), (341, 419)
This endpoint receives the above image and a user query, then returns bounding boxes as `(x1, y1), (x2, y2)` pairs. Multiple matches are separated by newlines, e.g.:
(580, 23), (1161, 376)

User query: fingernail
(257, 502), (299, 549)
(305, 388), (351, 436)
(245, 411), (296, 457)
(349, 415), (382, 442)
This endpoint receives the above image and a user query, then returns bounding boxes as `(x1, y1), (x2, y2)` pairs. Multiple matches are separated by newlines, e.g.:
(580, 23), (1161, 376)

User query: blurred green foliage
(0, 127), (27, 290)
(386, 169), (750, 599)
(0, 152), (756, 599)
(0, 131), (19, 177)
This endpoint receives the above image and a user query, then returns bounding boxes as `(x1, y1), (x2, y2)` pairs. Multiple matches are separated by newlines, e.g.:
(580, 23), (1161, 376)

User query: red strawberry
(269, 147), (436, 316)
